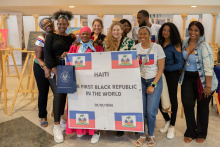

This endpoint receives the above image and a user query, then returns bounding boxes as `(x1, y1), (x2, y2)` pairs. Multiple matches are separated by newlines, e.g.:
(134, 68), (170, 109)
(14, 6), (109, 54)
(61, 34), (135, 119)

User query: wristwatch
(151, 82), (157, 88)
(40, 63), (46, 69)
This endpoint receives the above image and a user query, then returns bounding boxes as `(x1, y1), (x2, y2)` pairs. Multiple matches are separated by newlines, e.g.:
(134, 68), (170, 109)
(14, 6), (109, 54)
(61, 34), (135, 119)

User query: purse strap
(186, 41), (204, 61)
(140, 43), (154, 72)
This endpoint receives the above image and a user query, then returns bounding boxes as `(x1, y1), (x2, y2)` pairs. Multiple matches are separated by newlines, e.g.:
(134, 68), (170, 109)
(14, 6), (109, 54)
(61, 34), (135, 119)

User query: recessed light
(191, 6), (197, 7)
(69, 6), (75, 8)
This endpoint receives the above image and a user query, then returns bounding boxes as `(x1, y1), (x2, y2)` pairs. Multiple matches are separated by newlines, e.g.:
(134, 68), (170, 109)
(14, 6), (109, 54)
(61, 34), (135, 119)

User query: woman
(44, 10), (76, 143)
(179, 21), (218, 143)
(91, 19), (106, 46)
(62, 27), (104, 144)
(157, 22), (183, 139)
(103, 21), (135, 52)
(119, 19), (132, 37)
(103, 21), (135, 137)
(134, 26), (165, 146)
(34, 17), (53, 127)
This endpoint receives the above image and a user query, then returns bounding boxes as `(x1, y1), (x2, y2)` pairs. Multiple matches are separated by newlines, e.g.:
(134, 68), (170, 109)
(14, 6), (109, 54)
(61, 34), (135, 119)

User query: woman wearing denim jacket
(179, 21), (218, 143)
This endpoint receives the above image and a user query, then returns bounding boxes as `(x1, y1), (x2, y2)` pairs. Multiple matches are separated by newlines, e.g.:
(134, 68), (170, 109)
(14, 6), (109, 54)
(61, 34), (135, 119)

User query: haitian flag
(111, 51), (139, 69)
(138, 54), (154, 65)
(151, 35), (155, 42)
(66, 53), (92, 70)
(115, 112), (143, 131)
(69, 110), (95, 128)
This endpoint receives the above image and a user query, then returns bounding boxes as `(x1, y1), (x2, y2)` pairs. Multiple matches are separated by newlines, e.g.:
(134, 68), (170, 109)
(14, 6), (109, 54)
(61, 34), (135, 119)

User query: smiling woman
(103, 21), (135, 52)
(44, 10), (76, 144)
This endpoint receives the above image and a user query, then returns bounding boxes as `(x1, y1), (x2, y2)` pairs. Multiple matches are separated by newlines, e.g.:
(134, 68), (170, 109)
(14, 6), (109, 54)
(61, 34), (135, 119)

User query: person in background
(157, 22), (183, 139)
(91, 19), (106, 46)
(44, 10), (76, 143)
(132, 10), (161, 44)
(119, 19), (132, 37)
(179, 21), (218, 143)
(103, 21), (135, 52)
(34, 17), (54, 127)
(62, 27), (104, 144)
(134, 26), (165, 147)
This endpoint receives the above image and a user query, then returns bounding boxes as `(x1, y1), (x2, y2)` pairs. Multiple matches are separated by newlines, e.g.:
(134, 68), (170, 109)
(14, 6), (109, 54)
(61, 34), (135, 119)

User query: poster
(27, 31), (44, 51)
(66, 27), (81, 41)
(66, 51), (144, 132)
(0, 29), (8, 50)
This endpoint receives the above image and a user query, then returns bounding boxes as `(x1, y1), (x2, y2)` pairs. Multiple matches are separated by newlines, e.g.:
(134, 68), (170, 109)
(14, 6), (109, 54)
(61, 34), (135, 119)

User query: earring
(149, 38), (151, 41)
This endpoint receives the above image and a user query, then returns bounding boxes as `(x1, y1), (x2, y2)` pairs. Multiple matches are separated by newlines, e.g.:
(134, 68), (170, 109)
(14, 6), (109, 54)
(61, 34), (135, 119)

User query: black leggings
(33, 62), (50, 118)
(181, 71), (212, 139)
(49, 76), (67, 122)
(159, 70), (179, 126)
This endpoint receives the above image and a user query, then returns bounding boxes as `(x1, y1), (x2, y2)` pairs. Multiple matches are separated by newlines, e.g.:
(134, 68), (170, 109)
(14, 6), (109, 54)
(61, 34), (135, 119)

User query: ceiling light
(191, 6), (197, 7)
(69, 6), (75, 8)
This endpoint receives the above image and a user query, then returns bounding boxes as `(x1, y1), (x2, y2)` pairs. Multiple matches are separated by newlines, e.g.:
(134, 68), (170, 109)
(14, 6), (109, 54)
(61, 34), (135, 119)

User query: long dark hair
(158, 22), (182, 48)
(188, 21), (204, 36)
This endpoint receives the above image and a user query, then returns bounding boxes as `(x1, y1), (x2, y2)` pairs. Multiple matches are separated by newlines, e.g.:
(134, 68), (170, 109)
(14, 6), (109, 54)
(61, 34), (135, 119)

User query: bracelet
(205, 86), (211, 89)
(40, 63), (46, 69)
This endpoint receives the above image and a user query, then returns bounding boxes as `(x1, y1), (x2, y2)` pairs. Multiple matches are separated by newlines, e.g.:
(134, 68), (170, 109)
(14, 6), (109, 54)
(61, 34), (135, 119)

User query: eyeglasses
(41, 21), (52, 28)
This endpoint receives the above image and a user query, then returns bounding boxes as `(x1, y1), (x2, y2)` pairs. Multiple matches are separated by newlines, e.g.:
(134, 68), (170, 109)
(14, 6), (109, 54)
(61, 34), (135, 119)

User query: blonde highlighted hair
(104, 22), (124, 51)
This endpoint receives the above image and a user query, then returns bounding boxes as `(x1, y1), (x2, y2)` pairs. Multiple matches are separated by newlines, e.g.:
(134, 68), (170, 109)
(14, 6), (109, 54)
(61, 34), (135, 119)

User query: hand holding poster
(67, 51), (144, 132)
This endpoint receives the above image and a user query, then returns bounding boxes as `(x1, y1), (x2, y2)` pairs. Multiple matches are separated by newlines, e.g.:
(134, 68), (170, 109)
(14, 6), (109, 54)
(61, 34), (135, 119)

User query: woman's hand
(146, 86), (155, 94)
(61, 52), (68, 59)
(203, 87), (212, 98)
(137, 55), (140, 60)
(72, 40), (80, 46)
(43, 66), (51, 79)
(98, 40), (103, 46)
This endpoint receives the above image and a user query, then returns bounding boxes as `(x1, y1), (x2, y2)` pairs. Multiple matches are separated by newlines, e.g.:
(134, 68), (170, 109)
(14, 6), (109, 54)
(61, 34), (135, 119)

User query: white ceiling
(0, 5), (220, 16)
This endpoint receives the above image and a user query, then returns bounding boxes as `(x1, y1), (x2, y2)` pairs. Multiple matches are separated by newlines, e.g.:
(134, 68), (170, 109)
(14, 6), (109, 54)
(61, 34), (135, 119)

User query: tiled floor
(0, 61), (220, 147)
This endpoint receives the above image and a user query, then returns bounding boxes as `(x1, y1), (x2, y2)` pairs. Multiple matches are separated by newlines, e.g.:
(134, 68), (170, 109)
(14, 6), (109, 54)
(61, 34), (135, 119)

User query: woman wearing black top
(44, 10), (75, 143)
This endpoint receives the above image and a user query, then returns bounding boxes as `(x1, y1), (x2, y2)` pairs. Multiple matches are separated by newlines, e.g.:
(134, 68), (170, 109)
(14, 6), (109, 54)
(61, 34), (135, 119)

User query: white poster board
(0, 15), (22, 65)
(202, 14), (213, 44)
(67, 51), (144, 132)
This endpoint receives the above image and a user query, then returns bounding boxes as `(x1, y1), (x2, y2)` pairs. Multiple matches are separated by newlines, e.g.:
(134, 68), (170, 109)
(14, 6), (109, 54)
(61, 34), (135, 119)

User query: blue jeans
(140, 76), (163, 136)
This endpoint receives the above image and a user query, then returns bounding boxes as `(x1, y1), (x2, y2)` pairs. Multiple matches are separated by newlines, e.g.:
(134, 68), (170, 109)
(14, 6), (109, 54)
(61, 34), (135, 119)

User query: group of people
(33, 9), (218, 146)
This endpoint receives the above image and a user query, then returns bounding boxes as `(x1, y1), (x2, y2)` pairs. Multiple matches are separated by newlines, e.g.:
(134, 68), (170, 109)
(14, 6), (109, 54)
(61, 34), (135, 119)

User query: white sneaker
(91, 132), (100, 144)
(160, 121), (170, 133)
(60, 118), (67, 131)
(53, 124), (64, 143)
(167, 126), (175, 139)
(77, 134), (84, 137)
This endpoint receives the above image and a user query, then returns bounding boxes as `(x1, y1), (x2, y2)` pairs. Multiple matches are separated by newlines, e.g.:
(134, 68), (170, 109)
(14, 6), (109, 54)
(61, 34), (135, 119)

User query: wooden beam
(211, 12), (219, 46)
(181, 13), (188, 40)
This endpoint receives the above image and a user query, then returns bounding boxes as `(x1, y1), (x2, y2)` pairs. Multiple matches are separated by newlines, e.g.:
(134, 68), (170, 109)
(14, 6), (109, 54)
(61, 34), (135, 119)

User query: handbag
(57, 56), (77, 94)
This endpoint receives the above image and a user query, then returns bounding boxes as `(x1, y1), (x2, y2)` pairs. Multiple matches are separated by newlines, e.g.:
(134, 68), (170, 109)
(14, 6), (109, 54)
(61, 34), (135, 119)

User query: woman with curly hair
(103, 21), (135, 137)
(119, 19), (132, 37)
(103, 21), (135, 52)
(157, 22), (183, 139)
(44, 10), (76, 143)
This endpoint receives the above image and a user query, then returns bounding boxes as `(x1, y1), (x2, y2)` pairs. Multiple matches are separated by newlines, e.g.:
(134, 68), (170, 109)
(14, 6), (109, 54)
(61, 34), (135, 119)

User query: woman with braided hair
(44, 10), (76, 143)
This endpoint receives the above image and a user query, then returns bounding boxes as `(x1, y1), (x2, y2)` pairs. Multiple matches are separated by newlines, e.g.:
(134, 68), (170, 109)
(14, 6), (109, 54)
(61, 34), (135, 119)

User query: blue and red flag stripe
(37, 37), (45, 43)
(115, 112), (143, 131)
(138, 54), (154, 65)
(151, 35), (155, 42)
(69, 110), (95, 128)
(66, 53), (92, 70)
(111, 51), (139, 69)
